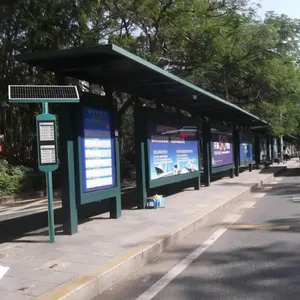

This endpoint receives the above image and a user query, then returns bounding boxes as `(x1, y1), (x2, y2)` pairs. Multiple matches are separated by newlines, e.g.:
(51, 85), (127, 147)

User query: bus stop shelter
(16, 44), (268, 235)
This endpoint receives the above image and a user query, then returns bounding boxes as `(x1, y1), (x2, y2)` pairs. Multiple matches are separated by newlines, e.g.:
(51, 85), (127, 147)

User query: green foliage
(0, 158), (32, 196)
(1, 0), (300, 186)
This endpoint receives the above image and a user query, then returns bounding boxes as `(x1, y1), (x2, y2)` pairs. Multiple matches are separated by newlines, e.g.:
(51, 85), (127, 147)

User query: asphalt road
(97, 165), (300, 300)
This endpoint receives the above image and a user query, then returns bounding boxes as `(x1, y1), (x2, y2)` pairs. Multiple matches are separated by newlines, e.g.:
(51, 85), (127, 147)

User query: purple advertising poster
(211, 133), (233, 167)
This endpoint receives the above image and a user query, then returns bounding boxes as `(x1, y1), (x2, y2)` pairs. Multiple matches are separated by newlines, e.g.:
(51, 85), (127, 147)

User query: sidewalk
(0, 162), (296, 300)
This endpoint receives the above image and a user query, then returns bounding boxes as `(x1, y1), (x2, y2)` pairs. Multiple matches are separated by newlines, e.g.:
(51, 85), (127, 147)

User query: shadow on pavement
(139, 240), (300, 300)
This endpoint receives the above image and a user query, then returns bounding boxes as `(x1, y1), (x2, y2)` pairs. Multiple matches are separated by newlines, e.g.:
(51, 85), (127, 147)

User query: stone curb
(36, 166), (287, 300)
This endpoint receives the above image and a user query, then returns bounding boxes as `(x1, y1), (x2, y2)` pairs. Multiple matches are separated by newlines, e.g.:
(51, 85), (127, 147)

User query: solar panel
(8, 85), (80, 103)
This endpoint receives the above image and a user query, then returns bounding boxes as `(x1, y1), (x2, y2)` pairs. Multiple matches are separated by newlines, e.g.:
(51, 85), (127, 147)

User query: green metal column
(254, 135), (260, 168)
(104, 86), (122, 219)
(194, 120), (201, 190)
(266, 134), (271, 161)
(270, 137), (274, 162)
(59, 103), (78, 235)
(134, 97), (147, 209)
(233, 126), (240, 177)
(110, 132), (122, 218)
(202, 120), (211, 187)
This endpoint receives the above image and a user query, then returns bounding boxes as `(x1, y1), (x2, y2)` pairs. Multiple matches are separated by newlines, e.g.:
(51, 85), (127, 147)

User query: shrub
(0, 158), (39, 196)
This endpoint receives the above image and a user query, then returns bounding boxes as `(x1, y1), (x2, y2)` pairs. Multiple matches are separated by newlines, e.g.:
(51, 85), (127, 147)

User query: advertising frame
(210, 125), (234, 174)
(143, 108), (201, 189)
(76, 94), (121, 205)
(239, 131), (254, 167)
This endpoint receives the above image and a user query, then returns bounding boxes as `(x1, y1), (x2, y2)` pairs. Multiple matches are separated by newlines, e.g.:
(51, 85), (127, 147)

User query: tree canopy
(1, 0), (300, 163)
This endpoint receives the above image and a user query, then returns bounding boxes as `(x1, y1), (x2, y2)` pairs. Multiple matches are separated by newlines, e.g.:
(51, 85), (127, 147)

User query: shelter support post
(59, 103), (78, 235)
(266, 135), (271, 161)
(270, 137), (274, 162)
(202, 120), (211, 187)
(193, 118), (201, 190)
(134, 97), (147, 209)
(110, 133), (121, 218)
(249, 163), (253, 172)
(233, 126), (240, 177)
(104, 86), (122, 219)
(56, 74), (78, 235)
(254, 135), (260, 169)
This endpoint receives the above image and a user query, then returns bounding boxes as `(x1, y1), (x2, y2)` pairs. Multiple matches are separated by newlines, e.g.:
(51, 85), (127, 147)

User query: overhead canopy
(16, 44), (267, 126)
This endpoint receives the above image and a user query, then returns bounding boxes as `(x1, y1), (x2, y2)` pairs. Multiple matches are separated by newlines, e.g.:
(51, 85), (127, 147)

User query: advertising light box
(240, 132), (253, 164)
(81, 106), (116, 192)
(211, 130), (233, 168)
(148, 121), (199, 181)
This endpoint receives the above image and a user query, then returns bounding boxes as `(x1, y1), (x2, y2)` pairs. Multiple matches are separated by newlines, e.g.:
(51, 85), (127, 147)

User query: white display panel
(40, 145), (56, 164)
(39, 122), (55, 141)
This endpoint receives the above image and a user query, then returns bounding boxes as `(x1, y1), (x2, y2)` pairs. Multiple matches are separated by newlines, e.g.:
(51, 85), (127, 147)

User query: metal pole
(46, 171), (55, 243)
(43, 102), (55, 243)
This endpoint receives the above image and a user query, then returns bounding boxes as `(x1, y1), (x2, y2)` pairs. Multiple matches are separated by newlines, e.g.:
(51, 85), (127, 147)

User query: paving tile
(0, 276), (55, 296)
(0, 164), (291, 299)
(0, 290), (33, 300)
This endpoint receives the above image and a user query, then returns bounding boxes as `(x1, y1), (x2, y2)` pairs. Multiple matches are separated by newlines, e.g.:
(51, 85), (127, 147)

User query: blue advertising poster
(81, 106), (116, 192)
(240, 144), (253, 162)
(148, 122), (199, 181)
(240, 132), (253, 163)
(211, 132), (233, 167)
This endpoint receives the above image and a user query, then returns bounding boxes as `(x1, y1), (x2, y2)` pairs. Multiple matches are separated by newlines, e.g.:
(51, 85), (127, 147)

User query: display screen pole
(42, 102), (55, 243)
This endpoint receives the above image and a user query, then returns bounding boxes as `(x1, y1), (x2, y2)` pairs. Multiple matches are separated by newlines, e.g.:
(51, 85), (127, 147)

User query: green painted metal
(266, 135), (271, 161)
(149, 172), (201, 189)
(270, 136), (274, 162)
(59, 103), (78, 235)
(202, 120), (211, 187)
(46, 171), (55, 243)
(9, 98), (79, 104)
(36, 103), (56, 243)
(254, 135), (260, 166)
(75, 93), (121, 218)
(211, 164), (234, 174)
(134, 99), (147, 209)
(142, 108), (201, 191)
(36, 112), (58, 173)
(233, 126), (240, 177)
(15, 44), (268, 127)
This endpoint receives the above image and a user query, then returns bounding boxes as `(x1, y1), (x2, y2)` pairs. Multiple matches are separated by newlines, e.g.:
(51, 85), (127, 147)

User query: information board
(239, 132), (253, 164)
(211, 130), (233, 168)
(36, 118), (58, 171)
(148, 121), (199, 181)
(81, 106), (116, 192)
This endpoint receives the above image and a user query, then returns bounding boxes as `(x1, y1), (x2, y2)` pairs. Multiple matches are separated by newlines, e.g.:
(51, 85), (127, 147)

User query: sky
(257, 0), (300, 19)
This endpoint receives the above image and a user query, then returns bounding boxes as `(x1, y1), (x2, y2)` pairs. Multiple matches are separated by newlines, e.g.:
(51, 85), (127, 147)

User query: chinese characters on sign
(40, 145), (56, 164)
(39, 122), (55, 141)
(81, 106), (116, 192)
(37, 120), (58, 166)
(211, 132), (233, 167)
(148, 122), (199, 181)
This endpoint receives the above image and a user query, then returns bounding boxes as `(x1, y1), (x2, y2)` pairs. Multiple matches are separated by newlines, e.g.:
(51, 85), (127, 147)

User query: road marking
(270, 181), (279, 185)
(254, 193), (266, 198)
(275, 178), (283, 181)
(240, 201), (256, 208)
(135, 214), (242, 300)
(222, 214), (241, 224)
(0, 265), (9, 280)
(292, 197), (300, 202)
(263, 187), (273, 190)
(226, 224), (289, 230)
(135, 228), (229, 300)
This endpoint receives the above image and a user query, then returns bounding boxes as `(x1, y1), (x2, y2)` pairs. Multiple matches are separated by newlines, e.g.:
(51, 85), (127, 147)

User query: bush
(0, 158), (42, 196)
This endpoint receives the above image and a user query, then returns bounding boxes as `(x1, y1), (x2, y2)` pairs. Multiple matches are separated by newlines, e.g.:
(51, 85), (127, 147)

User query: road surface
(97, 165), (300, 300)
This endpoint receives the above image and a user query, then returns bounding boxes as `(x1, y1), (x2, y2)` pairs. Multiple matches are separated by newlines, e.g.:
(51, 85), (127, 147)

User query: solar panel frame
(8, 85), (80, 103)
